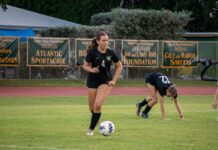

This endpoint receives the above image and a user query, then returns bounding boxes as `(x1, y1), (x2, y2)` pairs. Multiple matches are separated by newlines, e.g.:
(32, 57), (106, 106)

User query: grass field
(0, 95), (218, 150)
(0, 79), (217, 87)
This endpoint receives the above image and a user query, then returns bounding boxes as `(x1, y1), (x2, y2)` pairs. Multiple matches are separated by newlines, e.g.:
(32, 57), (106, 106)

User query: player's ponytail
(86, 39), (98, 55)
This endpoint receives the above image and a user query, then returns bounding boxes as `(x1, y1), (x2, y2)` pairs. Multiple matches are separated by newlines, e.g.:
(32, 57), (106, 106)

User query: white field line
(0, 144), (79, 150)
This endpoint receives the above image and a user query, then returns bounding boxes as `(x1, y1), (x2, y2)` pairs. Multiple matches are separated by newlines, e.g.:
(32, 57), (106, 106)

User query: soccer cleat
(86, 129), (94, 136)
(136, 103), (141, 117)
(141, 113), (149, 119)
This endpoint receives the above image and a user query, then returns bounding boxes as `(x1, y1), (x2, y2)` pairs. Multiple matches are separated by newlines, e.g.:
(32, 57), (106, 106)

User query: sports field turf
(0, 95), (217, 150)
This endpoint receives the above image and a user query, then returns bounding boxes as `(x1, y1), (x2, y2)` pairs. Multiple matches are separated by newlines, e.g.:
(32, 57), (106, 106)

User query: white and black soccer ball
(99, 121), (115, 136)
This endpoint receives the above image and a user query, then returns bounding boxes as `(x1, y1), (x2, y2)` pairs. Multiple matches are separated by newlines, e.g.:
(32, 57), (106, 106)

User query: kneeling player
(136, 72), (184, 120)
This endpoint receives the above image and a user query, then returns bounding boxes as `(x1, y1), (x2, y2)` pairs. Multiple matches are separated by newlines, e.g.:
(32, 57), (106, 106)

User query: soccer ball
(99, 121), (115, 136)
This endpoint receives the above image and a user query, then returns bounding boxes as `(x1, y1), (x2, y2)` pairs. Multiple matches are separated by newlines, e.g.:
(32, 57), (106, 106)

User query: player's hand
(212, 101), (217, 109)
(108, 80), (116, 86)
(91, 66), (99, 73)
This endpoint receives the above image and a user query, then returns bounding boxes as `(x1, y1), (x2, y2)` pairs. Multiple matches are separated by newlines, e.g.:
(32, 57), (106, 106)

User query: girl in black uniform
(136, 72), (184, 120)
(83, 31), (122, 135)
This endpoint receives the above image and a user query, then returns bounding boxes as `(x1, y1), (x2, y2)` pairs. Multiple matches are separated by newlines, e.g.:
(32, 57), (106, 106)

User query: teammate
(83, 31), (122, 135)
(212, 88), (218, 109)
(136, 72), (184, 120)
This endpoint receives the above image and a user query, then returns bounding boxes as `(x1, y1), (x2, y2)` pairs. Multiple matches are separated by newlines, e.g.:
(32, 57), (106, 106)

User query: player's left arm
(173, 98), (184, 118)
(108, 61), (122, 86)
(157, 92), (166, 120)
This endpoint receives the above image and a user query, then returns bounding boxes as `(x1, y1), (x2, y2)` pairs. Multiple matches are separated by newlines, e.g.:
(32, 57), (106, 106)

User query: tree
(0, 0), (7, 11)
(175, 0), (218, 31)
(6, 0), (218, 31)
(7, 0), (120, 25)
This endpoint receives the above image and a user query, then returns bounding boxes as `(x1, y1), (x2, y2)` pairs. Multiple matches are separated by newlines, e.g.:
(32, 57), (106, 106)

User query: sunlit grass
(0, 95), (218, 150)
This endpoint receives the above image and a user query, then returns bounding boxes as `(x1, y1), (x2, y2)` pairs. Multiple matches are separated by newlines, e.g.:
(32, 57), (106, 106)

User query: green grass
(0, 78), (216, 87)
(0, 95), (218, 150)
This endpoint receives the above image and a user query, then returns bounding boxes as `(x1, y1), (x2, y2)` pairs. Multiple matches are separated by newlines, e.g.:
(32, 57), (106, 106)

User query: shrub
(90, 12), (112, 25)
(111, 8), (192, 40)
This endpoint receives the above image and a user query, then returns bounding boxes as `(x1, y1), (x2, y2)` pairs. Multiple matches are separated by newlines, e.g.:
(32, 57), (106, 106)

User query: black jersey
(85, 48), (119, 82)
(145, 72), (172, 97)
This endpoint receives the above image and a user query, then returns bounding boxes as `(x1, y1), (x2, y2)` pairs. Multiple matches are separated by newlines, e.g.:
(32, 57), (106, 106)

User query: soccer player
(136, 72), (184, 120)
(83, 31), (122, 135)
(212, 88), (218, 109)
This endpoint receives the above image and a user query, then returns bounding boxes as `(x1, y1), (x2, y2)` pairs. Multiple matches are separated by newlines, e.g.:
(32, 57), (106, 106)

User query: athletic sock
(89, 112), (101, 130)
(142, 105), (152, 115)
(139, 98), (148, 107)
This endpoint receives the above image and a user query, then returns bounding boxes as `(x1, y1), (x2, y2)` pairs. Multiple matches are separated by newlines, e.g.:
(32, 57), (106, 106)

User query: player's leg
(86, 88), (97, 135)
(88, 88), (97, 113)
(88, 84), (112, 134)
(94, 84), (112, 112)
(141, 84), (158, 119)
(136, 97), (151, 116)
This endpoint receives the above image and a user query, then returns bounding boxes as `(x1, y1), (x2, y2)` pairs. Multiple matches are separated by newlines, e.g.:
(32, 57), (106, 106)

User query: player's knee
(94, 102), (102, 112)
(153, 99), (158, 104)
(149, 97), (158, 104)
(146, 97), (151, 101)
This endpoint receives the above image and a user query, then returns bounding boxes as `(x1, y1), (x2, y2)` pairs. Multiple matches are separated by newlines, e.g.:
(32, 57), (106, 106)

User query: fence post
(171, 68), (174, 82)
(216, 42), (218, 86)
(29, 66), (31, 79)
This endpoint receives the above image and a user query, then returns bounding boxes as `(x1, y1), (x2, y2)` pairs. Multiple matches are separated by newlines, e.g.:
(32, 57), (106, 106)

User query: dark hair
(86, 31), (108, 55)
(167, 84), (178, 99)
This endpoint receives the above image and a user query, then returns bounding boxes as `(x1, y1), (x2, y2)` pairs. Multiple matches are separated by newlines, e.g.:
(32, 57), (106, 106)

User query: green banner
(75, 39), (115, 66)
(0, 37), (20, 66)
(122, 40), (158, 67)
(27, 38), (70, 66)
(162, 41), (198, 67)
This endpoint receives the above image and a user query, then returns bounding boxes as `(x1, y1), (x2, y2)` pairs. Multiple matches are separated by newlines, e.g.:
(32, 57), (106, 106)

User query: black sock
(139, 98), (148, 107)
(89, 112), (101, 130)
(142, 105), (152, 115)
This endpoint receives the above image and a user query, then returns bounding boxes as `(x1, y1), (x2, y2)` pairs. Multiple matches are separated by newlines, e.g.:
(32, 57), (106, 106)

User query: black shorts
(145, 72), (162, 86)
(86, 75), (108, 89)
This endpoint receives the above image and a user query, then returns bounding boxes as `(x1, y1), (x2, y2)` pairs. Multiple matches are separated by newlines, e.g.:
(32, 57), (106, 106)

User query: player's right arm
(83, 61), (99, 73)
